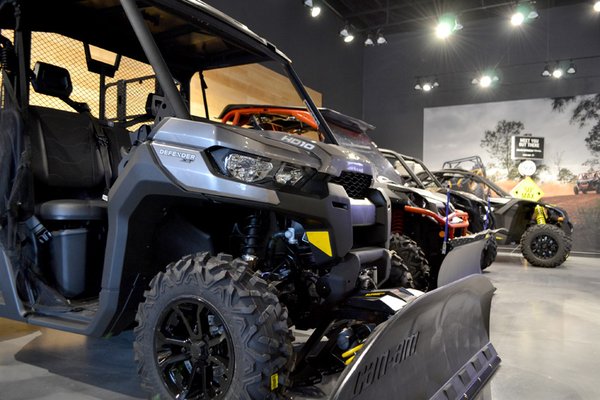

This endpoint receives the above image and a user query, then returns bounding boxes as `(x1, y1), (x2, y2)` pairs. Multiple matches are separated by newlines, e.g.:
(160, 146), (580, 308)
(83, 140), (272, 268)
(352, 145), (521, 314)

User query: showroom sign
(511, 135), (545, 160)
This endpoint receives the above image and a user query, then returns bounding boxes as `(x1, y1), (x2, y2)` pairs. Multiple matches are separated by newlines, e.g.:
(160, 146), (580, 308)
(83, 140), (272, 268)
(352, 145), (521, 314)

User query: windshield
(433, 171), (509, 198)
(327, 123), (403, 183)
(191, 61), (323, 132)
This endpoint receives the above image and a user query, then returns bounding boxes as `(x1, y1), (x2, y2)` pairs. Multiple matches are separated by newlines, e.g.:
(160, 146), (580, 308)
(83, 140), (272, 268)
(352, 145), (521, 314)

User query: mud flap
(329, 274), (499, 400)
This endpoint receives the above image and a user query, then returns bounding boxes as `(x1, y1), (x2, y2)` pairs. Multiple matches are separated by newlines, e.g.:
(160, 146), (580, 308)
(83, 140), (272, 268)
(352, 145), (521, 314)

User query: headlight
(275, 164), (306, 185)
(225, 153), (273, 183)
(211, 148), (313, 187)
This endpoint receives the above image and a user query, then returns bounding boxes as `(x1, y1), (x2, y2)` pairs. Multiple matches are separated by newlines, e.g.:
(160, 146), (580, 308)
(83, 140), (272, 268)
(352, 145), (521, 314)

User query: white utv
(0, 1), (498, 398)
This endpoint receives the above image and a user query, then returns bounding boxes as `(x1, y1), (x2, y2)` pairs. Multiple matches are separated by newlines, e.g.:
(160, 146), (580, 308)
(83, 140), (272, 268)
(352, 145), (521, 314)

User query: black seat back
(29, 62), (130, 201)
(29, 106), (105, 200)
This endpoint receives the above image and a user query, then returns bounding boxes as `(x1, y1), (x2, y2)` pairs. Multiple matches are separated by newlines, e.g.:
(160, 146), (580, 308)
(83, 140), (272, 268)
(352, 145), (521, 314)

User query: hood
(384, 182), (448, 207)
(151, 118), (375, 177)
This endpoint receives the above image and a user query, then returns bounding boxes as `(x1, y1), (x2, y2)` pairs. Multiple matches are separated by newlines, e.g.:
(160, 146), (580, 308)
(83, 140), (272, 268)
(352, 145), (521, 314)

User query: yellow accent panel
(270, 373), (278, 391)
(365, 292), (385, 297)
(306, 231), (333, 257)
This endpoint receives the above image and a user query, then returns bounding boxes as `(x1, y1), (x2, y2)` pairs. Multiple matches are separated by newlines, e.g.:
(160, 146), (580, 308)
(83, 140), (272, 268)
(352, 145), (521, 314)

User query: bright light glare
(594, 1), (600, 12)
(422, 83), (432, 92)
(511, 12), (525, 26)
(479, 75), (493, 88)
(435, 22), (453, 39)
(311, 6), (321, 17)
(552, 68), (564, 78)
(344, 34), (355, 43)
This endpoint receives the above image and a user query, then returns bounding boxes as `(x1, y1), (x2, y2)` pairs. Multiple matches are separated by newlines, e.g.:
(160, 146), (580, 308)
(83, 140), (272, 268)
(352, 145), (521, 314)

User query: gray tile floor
(0, 252), (598, 399)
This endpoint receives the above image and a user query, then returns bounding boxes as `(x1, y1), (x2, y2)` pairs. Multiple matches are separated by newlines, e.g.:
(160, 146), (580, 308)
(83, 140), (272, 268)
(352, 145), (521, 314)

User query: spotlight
(435, 21), (453, 39)
(552, 68), (564, 79)
(364, 34), (374, 46)
(511, 2), (538, 26)
(339, 25), (355, 43)
(566, 62), (576, 75)
(595, 1), (600, 12)
(414, 78), (439, 92)
(481, 76), (493, 87)
(376, 32), (387, 45)
(303, 0), (321, 17)
(472, 73), (499, 88)
(511, 11), (525, 26)
(435, 15), (462, 39)
(541, 64), (551, 77)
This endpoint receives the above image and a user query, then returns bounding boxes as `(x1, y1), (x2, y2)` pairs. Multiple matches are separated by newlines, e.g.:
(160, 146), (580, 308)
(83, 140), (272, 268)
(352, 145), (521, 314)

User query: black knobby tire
(389, 233), (430, 291)
(573, 186), (579, 195)
(480, 235), (498, 270)
(134, 252), (292, 400)
(520, 225), (572, 268)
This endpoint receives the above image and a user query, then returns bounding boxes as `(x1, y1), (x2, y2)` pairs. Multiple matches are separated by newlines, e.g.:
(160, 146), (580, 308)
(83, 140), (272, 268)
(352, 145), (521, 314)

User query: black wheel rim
(155, 297), (234, 400)
(531, 234), (559, 259)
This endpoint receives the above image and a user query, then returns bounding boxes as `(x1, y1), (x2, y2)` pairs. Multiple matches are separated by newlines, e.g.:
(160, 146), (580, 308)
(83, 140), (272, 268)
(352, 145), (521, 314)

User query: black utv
(380, 150), (498, 270)
(432, 169), (573, 268)
(0, 1), (498, 399)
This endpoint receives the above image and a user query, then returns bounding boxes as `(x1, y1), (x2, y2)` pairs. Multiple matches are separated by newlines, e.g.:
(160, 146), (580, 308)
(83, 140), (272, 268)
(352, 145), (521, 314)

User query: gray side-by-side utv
(0, 1), (499, 399)
(218, 105), (496, 290)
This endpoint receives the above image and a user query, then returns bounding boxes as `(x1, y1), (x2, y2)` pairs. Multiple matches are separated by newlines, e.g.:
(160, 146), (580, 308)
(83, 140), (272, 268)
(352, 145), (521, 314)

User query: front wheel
(481, 235), (498, 270)
(389, 233), (430, 291)
(573, 186), (579, 195)
(134, 253), (292, 400)
(521, 225), (572, 268)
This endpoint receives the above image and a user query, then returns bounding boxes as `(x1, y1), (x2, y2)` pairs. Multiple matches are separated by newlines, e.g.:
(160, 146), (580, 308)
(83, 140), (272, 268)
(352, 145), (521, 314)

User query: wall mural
(423, 94), (600, 254)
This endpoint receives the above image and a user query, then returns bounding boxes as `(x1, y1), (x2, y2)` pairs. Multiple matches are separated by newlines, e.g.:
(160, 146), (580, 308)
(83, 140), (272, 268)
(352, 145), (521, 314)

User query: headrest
(31, 62), (73, 99)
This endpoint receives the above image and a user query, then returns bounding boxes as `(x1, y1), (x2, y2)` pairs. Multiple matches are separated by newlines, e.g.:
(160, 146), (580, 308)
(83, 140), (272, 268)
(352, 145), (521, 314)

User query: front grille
(330, 171), (372, 199)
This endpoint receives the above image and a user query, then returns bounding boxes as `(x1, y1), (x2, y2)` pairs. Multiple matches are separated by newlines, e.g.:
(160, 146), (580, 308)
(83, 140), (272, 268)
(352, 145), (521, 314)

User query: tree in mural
(558, 168), (575, 183)
(552, 94), (600, 156)
(480, 119), (524, 177)
(582, 158), (600, 173)
(552, 151), (564, 177)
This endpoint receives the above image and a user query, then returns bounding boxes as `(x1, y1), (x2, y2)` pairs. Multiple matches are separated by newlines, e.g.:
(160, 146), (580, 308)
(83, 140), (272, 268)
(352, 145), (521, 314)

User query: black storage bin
(50, 228), (88, 298)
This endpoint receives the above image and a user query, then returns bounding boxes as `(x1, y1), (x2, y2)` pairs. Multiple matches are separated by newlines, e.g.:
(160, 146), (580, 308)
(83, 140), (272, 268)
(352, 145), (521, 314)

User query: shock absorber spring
(534, 205), (546, 225)
(391, 209), (404, 234)
(240, 212), (263, 259)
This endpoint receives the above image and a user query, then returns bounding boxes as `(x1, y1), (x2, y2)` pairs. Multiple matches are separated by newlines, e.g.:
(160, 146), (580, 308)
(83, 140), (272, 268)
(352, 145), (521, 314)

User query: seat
(29, 62), (109, 221)
(37, 200), (107, 221)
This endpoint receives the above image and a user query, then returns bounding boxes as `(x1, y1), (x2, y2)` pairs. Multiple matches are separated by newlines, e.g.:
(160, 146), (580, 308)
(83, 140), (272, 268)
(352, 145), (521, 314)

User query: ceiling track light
(376, 31), (387, 45)
(435, 15), (463, 39)
(471, 73), (499, 88)
(594, 1), (600, 12)
(339, 25), (354, 43)
(542, 60), (576, 79)
(511, 1), (539, 26)
(303, 0), (321, 18)
(364, 34), (374, 46)
(414, 77), (439, 92)
(541, 64), (551, 77)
